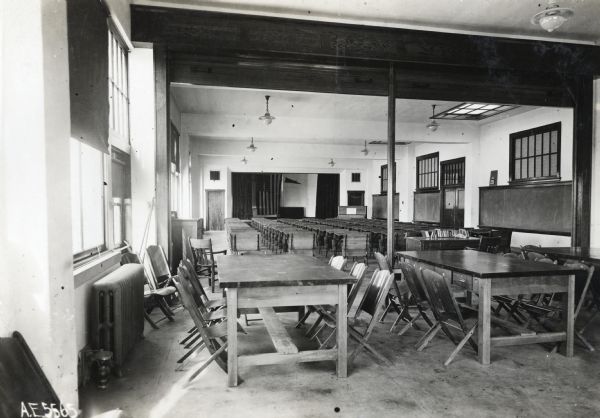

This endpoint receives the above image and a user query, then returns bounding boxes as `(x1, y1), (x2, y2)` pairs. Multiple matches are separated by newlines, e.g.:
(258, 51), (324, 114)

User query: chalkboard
(372, 194), (399, 220)
(414, 191), (440, 223)
(479, 182), (572, 235)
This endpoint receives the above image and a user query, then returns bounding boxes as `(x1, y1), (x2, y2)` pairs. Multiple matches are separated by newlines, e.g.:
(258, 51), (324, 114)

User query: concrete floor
(80, 232), (600, 418)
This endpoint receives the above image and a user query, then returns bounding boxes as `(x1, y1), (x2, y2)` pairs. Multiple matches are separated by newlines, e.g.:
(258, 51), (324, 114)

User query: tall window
(71, 140), (105, 259)
(416, 152), (439, 191)
(108, 28), (129, 147)
(170, 123), (180, 215)
(380, 163), (396, 194)
(111, 147), (131, 248)
(510, 122), (561, 182)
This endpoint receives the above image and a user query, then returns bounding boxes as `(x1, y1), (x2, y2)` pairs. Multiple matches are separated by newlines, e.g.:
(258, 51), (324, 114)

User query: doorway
(440, 158), (465, 229)
(206, 190), (225, 231)
(315, 174), (339, 218)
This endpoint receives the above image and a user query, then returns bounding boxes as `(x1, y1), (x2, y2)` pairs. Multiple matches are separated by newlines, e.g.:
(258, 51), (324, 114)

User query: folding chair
(122, 249), (176, 329)
(374, 252), (411, 327)
(390, 262), (434, 336)
(295, 256), (348, 328)
(315, 269), (394, 365)
(305, 262), (368, 340)
(189, 238), (227, 293)
(417, 268), (479, 366)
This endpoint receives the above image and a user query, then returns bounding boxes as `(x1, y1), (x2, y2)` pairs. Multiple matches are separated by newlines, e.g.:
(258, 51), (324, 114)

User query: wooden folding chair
(122, 249), (176, 329)
(172, 270), (229, 382)
(374, 252), (411, 327)
(417, 268), (479, 366)
(189, 237), (227, 293)
(305, 262), (368, 340)
(295, 256), (348, 328)
(315, 269), (394, 365)
(390, 262), (434, 336)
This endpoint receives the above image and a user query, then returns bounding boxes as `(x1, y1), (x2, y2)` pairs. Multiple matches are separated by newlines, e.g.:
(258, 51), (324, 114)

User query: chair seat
(146, 286), (177, 297)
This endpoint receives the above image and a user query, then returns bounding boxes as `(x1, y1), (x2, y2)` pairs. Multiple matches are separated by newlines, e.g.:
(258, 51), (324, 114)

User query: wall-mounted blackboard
(479, 181), (572, 235)
(372, 194), (399, 220)
(414, 191), (440, 223)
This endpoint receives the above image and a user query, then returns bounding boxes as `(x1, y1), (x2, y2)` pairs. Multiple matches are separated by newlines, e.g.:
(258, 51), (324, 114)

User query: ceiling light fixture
(531, 0), (574, 33)
(241, 156), (248, 164)
(361, 140), (369, 156)
(426, 104), (440, 132)
(247, 137), (257, 152)
(258, 95), (275, 125)
(328, 158), (335, 167)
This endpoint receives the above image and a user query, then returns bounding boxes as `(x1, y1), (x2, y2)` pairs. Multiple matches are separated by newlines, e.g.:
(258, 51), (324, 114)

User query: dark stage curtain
(315, 174), (340, 218)
(231, 173), (282, 219)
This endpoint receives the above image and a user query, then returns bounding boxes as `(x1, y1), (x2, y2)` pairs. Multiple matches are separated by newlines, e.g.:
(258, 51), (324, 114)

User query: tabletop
(397, 250), (584, 279)
(217, 254), (355, 288)
(537, 247), (600, 264)
(405, 237), (480, 243)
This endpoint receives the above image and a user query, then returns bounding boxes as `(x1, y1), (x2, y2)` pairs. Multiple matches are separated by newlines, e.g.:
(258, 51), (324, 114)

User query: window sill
(73, 249), (123, 289)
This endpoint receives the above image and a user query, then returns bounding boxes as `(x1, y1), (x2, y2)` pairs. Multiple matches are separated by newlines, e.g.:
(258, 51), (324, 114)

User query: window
(347, 191), (365, 206)
(108, 27), (129, 147)
(351, 172), (361, 182)
(170, 123), (180, 215)
(416, 152), (439, 191)
(111, 147), (131, 248)
(210, 171), (220, 181)
(380, 163), (396, 194)
(71, 140), (106, 259)
(441, 157), (465, 188)
(510, 122), (561, 182)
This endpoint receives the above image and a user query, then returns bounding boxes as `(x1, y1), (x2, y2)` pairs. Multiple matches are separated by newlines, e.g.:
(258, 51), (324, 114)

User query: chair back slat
(147, 245), (171, 279)
(374, 251), (391, 272)
(359, 269), (393, 317)
(398, 262), (428, 303)
(420, 268), (466, 328)
(347, 262), (367, 312)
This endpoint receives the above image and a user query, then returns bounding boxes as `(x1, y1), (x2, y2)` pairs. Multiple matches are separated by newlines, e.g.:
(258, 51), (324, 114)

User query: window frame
(440, 157), (466, 188)
(509, 122), (561, 184)
(351, 172), (361, 183)
(416, 152), (439, 192)
(108, 24), (130, 151)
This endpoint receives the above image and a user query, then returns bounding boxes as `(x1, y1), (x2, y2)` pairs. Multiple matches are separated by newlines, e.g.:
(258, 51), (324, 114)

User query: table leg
(337, 283), (348, 378)
(227, 287), (238, 387)
(560, 275), (575, 357)
(477, 279), (491, 365)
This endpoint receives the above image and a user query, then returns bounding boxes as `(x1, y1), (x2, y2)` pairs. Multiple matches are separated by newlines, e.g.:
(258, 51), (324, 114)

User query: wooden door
(441, 187), (464, 229)
(207, 190), (225, 231)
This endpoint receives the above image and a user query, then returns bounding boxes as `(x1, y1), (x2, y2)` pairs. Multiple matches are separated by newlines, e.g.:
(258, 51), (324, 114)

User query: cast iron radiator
(91, 264), (145, 373)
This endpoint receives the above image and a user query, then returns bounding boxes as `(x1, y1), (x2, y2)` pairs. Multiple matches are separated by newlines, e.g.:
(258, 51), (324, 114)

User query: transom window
(416, 152), (439, 191)
(510, 122), (561, 183)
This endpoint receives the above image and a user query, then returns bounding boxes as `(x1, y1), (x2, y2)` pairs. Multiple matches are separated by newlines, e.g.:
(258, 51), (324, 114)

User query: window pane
(112, 199), (122, 246)
(528, 136), (535, 156)
(515, 138), (521, 158)
(535, 134), (542, 154)
(543, 155), (549, 176)
(515, 160), (521, 179)
(70, 140), (82, 253)
(535, 156), (542, 177)
(521, 158), (527, 179)
(551, 154), (558, 175)
(80, 142), (104, 250)
(528, 157), (534, 178)
(543, 133), (550, 154)
(551, 131), (558, 152)
(522, 137), (528, 157)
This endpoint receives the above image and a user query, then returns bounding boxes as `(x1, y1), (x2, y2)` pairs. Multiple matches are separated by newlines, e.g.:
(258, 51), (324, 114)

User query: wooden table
(405, 236), (480, 251)
(397, 250), (583, 365)
(537, 247), (600, 264)
(217, 254), (355, 386)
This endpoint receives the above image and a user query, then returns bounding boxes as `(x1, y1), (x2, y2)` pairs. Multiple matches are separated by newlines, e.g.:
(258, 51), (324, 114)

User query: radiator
(91, 264), (145, 374)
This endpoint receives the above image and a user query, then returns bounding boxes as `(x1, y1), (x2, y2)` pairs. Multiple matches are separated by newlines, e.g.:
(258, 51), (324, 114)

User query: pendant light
(258, 95), (275, 125)
(241, 156), (248, 164)
(247, 137), (257, 152)
(531, 0), (574, 33)
(328, 158), (336, 167)
(426, 104), (440, 132)
(361, 140), (369, 155)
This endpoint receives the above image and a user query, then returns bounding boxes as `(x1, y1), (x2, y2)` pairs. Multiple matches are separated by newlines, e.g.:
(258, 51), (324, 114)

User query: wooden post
(386, 63), (395, 265)
(571, 75), (593, 247)
(154, 45), (170, 262)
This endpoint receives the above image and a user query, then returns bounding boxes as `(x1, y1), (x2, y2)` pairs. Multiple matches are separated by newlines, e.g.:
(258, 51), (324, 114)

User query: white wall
(1, 0), (78, 407)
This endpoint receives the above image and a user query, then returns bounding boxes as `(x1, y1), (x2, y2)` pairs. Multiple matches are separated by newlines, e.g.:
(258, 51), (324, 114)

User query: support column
(571, 75), (593, 247)
(386, 64), (396, 264)
(154, 45), (171, 260)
